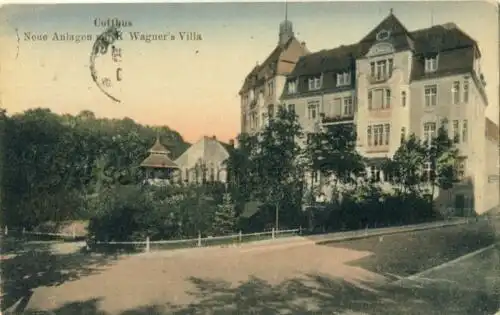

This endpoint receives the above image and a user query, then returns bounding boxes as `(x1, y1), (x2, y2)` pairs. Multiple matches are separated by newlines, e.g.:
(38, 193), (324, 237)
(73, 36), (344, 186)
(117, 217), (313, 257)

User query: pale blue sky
(0, 1), (497, 142)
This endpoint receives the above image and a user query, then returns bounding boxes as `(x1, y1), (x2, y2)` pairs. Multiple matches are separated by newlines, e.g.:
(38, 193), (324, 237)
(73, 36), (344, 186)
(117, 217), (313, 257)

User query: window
(268, 80), (274, 96)
(400, 127), (406, 144)
(308, 76), (322, 90)
(452, 120), (460, 143)
(401, 91), (406, 107)
(370, 124), (385, 146)
(457, 157), (467, 180)
(367, 126), (373, 146)
(462, 120), (468, 143)
(336, 72), (351, 86)
(452, 81), (460, 104)
(307, 101), (319, 119)
(287, 81), (297, 94)
(423, 122), (437, 145)
(369, 88), (391, 110)
(343, 96), (353, 116)
(287, 103), (295, 113)
(268, 104), (274, 119)
(370, 58), (393, 81)
(424, 85), (437, 107)
(463, 79), (469, 103)
(385, 89), (391, 108)
(384, 124), (390, 145)
(368, 91), (373, 110)
(441, 118), (448, 132)
(425, 56), (438, 72)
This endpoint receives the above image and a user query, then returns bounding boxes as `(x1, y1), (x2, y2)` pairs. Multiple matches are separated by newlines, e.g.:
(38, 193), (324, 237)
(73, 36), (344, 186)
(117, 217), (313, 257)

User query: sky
(0, 1), (498, 143)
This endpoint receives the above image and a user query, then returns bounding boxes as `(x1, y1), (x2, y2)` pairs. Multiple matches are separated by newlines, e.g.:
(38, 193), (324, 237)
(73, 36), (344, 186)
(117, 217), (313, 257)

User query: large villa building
(239, 11), (499, 216)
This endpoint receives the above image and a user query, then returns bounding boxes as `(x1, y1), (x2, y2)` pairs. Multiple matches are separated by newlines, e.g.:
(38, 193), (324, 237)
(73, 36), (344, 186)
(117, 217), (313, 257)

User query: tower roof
(149, 136), (170, 154)
(140, 136), (178, 169)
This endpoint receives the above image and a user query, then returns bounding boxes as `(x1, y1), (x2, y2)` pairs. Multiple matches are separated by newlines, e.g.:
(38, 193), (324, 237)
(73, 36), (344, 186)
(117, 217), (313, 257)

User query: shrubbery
(87, 184), (236, 242)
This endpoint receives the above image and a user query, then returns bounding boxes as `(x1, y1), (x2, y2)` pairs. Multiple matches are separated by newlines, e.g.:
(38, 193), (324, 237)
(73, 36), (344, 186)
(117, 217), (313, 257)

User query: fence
(1, 226), (80, 240)
(90, 227), (302, 253)
(2, 214), (492, 254)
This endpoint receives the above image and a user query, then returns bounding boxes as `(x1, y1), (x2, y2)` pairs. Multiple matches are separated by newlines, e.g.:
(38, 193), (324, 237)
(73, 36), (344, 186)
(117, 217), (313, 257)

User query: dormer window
(425, 56), (438, 73)
(287, 80), (297, 94)
(336, 72), (351, 87)
(308, 76), (322, 91)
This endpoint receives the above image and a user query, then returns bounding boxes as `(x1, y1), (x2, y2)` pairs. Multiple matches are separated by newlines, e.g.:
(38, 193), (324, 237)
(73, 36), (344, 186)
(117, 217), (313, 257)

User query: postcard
(0, 2), (499, 314)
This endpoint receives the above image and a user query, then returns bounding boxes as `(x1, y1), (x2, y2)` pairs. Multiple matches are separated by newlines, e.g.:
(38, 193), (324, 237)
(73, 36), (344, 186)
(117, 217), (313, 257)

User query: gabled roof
(359, 12), (414, 50)
(175, 136), (231, 170)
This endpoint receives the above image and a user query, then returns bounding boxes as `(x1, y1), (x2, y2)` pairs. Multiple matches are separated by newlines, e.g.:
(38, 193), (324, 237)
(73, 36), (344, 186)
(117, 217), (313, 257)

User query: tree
(1, 108), (190, 227)
(383, 133), (427, 194)
(383, 125), (460, 212)
(305, 123), (365, 200)
(424, 124), (460, 210)
(224, 132), (259, 209)
(212, 193), (236, 235)
(250, 107), (305, 230)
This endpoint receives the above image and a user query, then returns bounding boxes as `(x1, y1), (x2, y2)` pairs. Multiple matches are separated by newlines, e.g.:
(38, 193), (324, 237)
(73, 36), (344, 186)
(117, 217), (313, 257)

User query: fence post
(197, 231), (202, 247)
(238, 230), (242, 243)
(145, 236), (150, 253)
(299, 226), (302, 235)
(22, 227), (26, 235)
(4, 226), (7, 236)
(272, 228), (275, 239)
(72, 226), (76, 239)
(365, 225), (368, 236)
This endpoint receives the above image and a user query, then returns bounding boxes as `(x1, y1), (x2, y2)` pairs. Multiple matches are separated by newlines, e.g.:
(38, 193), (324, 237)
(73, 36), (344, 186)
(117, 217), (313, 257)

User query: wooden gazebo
(140, 134), (179, 184)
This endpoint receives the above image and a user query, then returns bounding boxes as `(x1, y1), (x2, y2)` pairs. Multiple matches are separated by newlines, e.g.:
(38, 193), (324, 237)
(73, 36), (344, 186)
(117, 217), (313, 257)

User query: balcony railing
(368, 72), (393, 84)
(320, 113), (355, 125)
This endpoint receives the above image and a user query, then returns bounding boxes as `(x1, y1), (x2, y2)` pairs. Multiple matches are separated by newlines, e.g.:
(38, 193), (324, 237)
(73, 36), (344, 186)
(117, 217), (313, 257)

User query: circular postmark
(89, 26), (123, 103)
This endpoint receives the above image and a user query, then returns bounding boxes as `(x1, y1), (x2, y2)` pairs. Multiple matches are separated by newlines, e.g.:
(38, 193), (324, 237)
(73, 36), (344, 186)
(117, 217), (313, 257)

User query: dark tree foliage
(1, 108), (189, 227)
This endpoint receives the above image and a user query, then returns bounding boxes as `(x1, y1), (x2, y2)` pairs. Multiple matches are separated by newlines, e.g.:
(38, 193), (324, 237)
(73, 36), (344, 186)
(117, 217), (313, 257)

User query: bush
(87, 184), (222, 242)
(322, 187), (442, 232)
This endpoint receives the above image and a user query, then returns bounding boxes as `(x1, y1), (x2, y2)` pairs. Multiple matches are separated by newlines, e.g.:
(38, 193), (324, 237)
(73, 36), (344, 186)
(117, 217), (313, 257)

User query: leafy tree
(383, 134), (427, 194)
(212, 193), (236, 235)
(383, 125), (460, 212)
(304, 123), (365, 204)
(1, 108), (190, 227)
(224, 132), (259, 210)
(424, 124), (460, 210)
(250, 106), (305, 230)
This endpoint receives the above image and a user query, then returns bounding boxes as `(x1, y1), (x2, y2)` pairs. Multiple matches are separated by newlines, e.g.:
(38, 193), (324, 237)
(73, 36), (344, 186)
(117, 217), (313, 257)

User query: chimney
(212, 135), (217, 140)
(229, 139), (235, 147)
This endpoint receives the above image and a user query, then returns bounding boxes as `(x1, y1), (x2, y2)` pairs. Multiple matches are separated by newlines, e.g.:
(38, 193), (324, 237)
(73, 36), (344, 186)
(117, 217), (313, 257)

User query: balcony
(368, 73), (393, 85)
(320, 113), (355, 125)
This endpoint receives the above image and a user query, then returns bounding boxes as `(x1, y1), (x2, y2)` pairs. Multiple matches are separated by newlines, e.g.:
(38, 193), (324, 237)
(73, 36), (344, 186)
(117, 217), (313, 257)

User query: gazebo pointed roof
(149, 136), (171, 154)
(140, 135), (178, 169)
